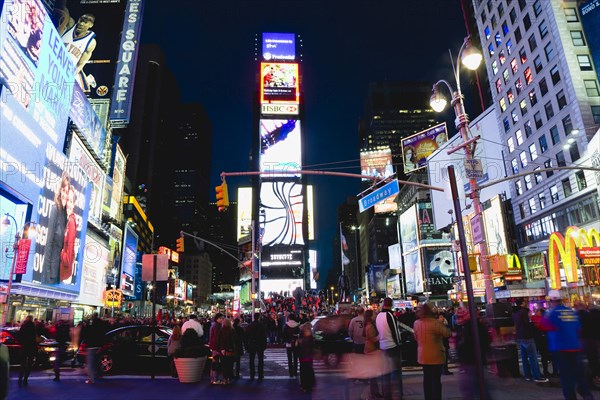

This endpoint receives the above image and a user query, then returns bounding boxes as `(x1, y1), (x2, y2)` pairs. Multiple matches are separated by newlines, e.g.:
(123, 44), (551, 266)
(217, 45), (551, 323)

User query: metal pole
(151, 254), (157, 380)
(251, 220), (256, 319)
(449, 165), (486, 399)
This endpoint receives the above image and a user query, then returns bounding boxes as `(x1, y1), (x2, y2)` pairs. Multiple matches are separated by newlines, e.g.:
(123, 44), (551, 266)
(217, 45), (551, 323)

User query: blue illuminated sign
(262, 32), (295, 61)
(359, 180), (399, 213)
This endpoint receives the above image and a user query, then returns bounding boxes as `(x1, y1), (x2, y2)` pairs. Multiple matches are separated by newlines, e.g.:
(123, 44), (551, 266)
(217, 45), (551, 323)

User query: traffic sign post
(358, 179), (399, 213)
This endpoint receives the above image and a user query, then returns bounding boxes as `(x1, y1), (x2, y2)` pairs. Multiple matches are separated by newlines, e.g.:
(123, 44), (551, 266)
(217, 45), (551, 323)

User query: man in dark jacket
(513, 298), (547, 383)
(245, 312), (267, 380)
(82, 313), (106, 384)
(53, 320), (71, 381)
(18, 315), (37, 386)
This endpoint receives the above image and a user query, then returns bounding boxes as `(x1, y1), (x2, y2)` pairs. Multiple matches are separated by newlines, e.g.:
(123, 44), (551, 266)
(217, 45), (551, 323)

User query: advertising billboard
(69, 83), (107, 161)
(309, 249), (317, 290)
(368, 264), (386, 297)
(260, 119), (302, 176)
(259, 181), (304, 246)
(400, 205), (418, 253)
(423, 247), (455, 295)
(307, 185), (314, 240)
(262, 32), (295, 61)
(360, 148), (394, 181)
(237, 187), (252, 242)
(579, 0), (600, 83)
(261, 246), (303, 267)
(120, 223), (137, 296)
(388, 243), (402, 270)
(107, 223), (122, 287)
(387, 275), (401, 298)
(418, 201), (446, 244)
(401, 123), (448, 173)
(110, 144), (126, 219)
(375, 196), (398, 214)
(109, 0), (144, 126)
(484, 195), (508, 255)
(260, 62), (299, 104)
(68, 134), (105, 224)
(260, 278), (303, 297)
(78, 234), (108, 306)
(0, 196), (29, 280)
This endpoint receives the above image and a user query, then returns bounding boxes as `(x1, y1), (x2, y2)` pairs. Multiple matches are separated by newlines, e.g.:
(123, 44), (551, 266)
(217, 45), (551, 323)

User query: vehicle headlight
(43, 347), (57, 352)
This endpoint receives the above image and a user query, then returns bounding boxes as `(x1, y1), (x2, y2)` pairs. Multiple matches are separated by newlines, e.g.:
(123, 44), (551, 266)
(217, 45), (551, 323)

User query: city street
(5, 348), (582, 400)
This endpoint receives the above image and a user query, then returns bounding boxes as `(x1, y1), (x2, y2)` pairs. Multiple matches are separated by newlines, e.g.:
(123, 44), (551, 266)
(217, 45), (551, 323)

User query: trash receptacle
(490, 342), (520, 378)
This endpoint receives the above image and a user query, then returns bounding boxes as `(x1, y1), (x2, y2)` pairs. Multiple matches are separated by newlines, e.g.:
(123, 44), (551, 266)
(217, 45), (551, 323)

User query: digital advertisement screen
(237, 187), (252, 241)
(260, 119), (302, 176)
(261, 246), (303, 267)
(484, 195), (508, 256)
(375, 196), (398, 214)
(0, 195), (29, 280)
(423, 247), (455, 295)
(0, 0), (75, 144)
(388, 243), (401, 270)
(401, 123), (448, 173)
(262, 32), (295, 61)
(174, 279), (185, 300)
(259, 181), (304, 247)
(399, 205), (419, 253)
(368, 264), (386, 297)
(260, 62), (299, 104)
(418, 201), (445, 244)
(307, 185), (314, 240)
(387, 275), (401, 298)
(69, 83), (107, 161)
(68, 134), (105, 224)
(579, 0), (600, 83)
(360, 148), (394, 181)
(404, 250), (423, 294)
(309, 249), (317, 290)
(26, 142), (91, 293)
(78, 234), (108, 306)
(120, 223), (138, 297)
(110, 144), (126, 219)
(52, 0), (127, 99)
(107, 223), (122, 287)
(261, 278), (303, 298)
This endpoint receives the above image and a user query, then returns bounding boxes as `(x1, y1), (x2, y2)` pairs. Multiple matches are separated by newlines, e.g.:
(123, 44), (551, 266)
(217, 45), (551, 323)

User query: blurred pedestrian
(209, 313), (224, 385)
(349, 306), (366, 354)
(283, 313), (300, 377)
(542, 290), (593, 400)
(376, 297), (403, 400)
(513, 298), (548, 383)
(413, 303), (451, 400)
(364, 309), (383, 399)
(82, 313), (106, 384)
(233, 318), (245, 378)
(297, 322), (315, 393)
(1, 343), (9, 400)
(167, 325), (182, 377)
(532, 308), (553, 377)
(53, 320), (70, 381)
(245, 312), (267, 380)
(438, 312), (452, 375)
(18, 315), (37, 386)
(218, 318), (236, 385)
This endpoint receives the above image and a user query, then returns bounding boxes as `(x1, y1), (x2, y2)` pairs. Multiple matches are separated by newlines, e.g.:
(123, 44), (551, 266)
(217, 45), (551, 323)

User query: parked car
(311, 313), (418, 368)
(0, 327), (75, 368)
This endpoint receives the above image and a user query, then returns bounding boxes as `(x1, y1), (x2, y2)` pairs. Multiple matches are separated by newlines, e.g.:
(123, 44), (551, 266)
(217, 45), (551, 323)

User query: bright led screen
(360, 148), (394, 181)
(260, 62), (299, 104)
(120, 223), (137, 296)
(260, 181), (304, 246)
(401, 123), (448, 173)
(261, 278), (303, 297)
(262, 32), (295, 61)
(260, 119), (301, 176)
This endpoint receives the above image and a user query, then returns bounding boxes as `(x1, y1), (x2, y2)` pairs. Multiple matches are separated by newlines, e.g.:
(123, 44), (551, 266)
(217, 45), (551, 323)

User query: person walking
(233, 318), (245, 378)
(413, 303), (451, 400)
(283, 313), (300, 377)
(376, 297), (404, 400)
(82, 313), (106, 384)
(542, 290), (594, 400)
(513, 298), (548, 383)
(364, 309), (383, 400)
(18, 315), (37, 386)
(0, 342), (8, 400)
(438, 312), (453, 375)
(532, 308), (553, 377)
(349, 306), (366, 354)
(209, 313), (224, 385)
(297, 322), (315, 393)
(218, 318), (236, 385)
(245, 312), (267, 380)
(167, 325), (182, 377)
(53, 320), (70, 381)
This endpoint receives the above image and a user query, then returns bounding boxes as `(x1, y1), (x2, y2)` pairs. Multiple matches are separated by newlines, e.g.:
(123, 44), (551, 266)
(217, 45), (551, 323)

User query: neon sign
(548, 226), (600, 289)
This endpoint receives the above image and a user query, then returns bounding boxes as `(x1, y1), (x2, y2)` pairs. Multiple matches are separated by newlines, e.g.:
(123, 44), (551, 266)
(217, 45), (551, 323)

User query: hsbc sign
(261, 104), (299, 115)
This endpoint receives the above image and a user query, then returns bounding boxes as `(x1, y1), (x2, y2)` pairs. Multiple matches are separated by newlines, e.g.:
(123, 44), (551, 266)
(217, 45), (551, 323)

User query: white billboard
(260, 181), (304, 246)
(261, 278), (304, 297)
(78, 234), (109, 306)
(237, 187), (252, 241)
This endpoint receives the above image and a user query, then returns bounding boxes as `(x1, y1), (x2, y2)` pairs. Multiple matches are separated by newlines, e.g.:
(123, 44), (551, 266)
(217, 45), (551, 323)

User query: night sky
(141, 0), (469, 286)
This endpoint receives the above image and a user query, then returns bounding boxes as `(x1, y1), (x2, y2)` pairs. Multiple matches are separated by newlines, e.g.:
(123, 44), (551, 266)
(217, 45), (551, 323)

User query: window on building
(484, 26), (491, 39)
(520, 151), (528, 167)
(533, 0), (542, 16)
(515, 180), (523, 195)
(528, 34), (538, 52)
(577, 55), (593, 71)
(520, 99), (528, 115)
(539, 134), (548, 153)
(550, 185), (559, 203)
(507, 136), (515, 152)
(503, 69), (510, 83)
(515, 78), (523, 94)
(488, 43), (495, 57)
(492, 60), (499, 74)
(545, 43), (555, 61)
(534, 111), (544, 129)
(515, 129), (524, 145)
(481, 9), (487, 23)
(545, 101), (554, 120)
(524, 120), (533, 137)
(492, 15), (497, 29)
(523, 13), (531, 30)
(525, 174), (533, 190)
(511, 158), (519, 174)
(496, 32), (503, 47)
(509, 8), (517, 24)
(564, 8), (578, 22)
(510, 58), (518, 74)
(545, 159), (554, 178)
(539, 20), (548, 39)
(499, 50), (506, 65)
(499, 2), (505, 18)
(515, 26), (522, 43)
(540, 78), (548, 96)
(500, 97), (507, 112)
(592, 106), (600, 123)
(556, 150), (566, 167)
(584, 80), (600, 96)
(529, 143), (538, 160)
(519, 203), (526, 219)
(538, 192), (546, 210)
(569, 142), (581, 162)
(529, 198), (537, 214)
(562, 178), (573, 197)
(524, 67), (532, 85)
(519, 48), (527, 64)
(518, 0), (527, 10)
(503, 116), (510, 131)
(529, 88), (537, 105)
(502, 22), (510, 36)
(571, 31), (586, 46)
(507, 39), (513, 55)
(534, 168), (543, 183)
(508, 89), (515, 104)
(534, 55), (543, 73)
(496, 78), (503, 94)
(557, 89), (567, 110)
(550, 125), (560, 145)
(550, 65), (561, 85)
(576, 170), (587, 190)
(562, 115), (573, 135)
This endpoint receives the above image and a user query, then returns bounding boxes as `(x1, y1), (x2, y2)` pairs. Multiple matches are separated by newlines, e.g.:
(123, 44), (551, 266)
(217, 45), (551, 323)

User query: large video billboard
(401, 123), (448, 173)
(360, 148), (394, 181)
(120, 223), (137, 297)
(260, 62), (299, 104)
(260, 119), (301, 176)
(78, 234), (108, 306)
(259, 181), (304, 246)
(260, 278), (303, 297)
(580, 0), (600, 83)
(423, 247), (455, 295)
(400, 205), (422, 294)
(483, 195), (508, 255)
(0, 195), (29, 281)
(237, 187), (252, 242)
(69, 83), (107, 161)
(262, 32), (295, 62)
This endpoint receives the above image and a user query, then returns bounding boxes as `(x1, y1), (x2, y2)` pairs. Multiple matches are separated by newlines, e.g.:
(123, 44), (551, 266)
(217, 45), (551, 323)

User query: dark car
(311, 313), (418, 368)
(77, 325), (174, 374)
(0, 328), (75, 368)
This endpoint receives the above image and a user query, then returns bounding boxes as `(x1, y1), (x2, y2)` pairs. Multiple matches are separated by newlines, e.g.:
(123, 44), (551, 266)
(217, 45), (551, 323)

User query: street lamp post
(1, 213), (36, 327)
(430, 35), (495, 305)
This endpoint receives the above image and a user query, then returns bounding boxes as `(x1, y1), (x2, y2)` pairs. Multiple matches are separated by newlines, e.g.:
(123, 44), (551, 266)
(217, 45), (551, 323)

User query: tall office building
(471, 0), (599, 278)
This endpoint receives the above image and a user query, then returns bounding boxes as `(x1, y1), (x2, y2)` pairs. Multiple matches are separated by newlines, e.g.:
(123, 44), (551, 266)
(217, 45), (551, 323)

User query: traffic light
(215, 180), (230, 212)
(176, 234), (185, 253)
